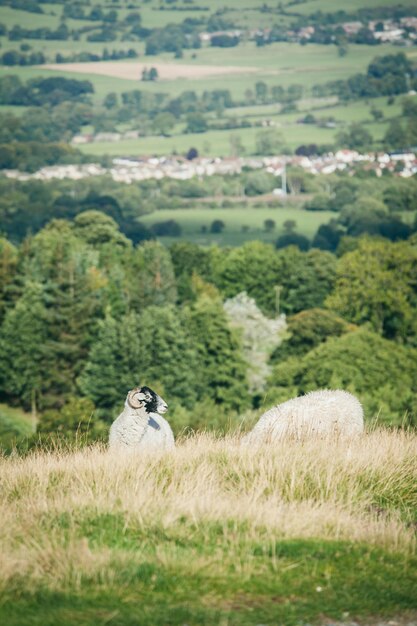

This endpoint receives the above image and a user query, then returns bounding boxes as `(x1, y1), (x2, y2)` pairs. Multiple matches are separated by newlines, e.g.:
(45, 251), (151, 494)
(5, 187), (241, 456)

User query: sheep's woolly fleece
(243, 389), (364, 443)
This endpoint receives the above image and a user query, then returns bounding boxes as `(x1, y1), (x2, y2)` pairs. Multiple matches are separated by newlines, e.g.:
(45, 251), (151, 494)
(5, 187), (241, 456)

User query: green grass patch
(1, 536), (416, 626)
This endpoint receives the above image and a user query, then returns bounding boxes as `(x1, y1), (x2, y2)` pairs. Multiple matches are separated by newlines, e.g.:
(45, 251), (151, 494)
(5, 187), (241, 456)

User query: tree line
(1, 170), (416, 246)
(0, 206), (416, 448)
(316, 53), (417, 101)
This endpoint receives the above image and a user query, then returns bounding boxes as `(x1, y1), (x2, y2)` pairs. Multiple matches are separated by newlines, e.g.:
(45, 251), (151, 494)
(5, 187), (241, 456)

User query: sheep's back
(245, 389), (364, 443)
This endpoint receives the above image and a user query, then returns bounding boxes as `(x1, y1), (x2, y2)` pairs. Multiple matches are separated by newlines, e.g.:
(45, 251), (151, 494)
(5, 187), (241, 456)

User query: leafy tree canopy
(326, 238), (417, 341)
(269, 328), (417, 425)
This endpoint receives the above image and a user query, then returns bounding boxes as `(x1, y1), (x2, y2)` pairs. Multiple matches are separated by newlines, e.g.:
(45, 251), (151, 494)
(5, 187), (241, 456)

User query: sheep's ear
(127, 389), (146, 409)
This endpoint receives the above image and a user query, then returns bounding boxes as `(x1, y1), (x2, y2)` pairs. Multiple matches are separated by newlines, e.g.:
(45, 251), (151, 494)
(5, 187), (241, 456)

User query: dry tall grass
(1, 429), (416, 596)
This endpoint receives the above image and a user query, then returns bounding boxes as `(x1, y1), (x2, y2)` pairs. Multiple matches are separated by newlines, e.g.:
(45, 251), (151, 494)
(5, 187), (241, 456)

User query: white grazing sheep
(242, 389), (364, 444)
(109, 386), (175, 452)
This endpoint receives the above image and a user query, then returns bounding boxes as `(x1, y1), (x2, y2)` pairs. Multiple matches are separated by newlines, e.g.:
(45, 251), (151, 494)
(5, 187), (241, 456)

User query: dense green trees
(170, 241), (214, 302)
(0, 76), (94, 107)
(78, 306), (201, 414)
(153, 112), (176, 136)
(276, 308), (356, 360)
(276, 248), (337, 314)
(73, 211), (131, 249)
(276, 232), (310, 251)
(184, 295), (250, 411)
(0, 238), (17, 322)
(131, 241), (178, 309)
(212, 241), (280, 315)
(186, 112), (208, 133)
(309, 175), (416, 248)
(211, 242), (336, 316)
(325, 53), (415, 101)
(78, 296), (249, 417)
(0, 141), (85, 171)
(243, 171), (277, 196)
(269, 329), (417, 425)
(78, 314), (135, 412)
(327, 239), (417, 341)
(383, 178), (417, 213)
(0, 104), (93, 146)
(0, 282), (49, 414)
(336, 124), (373, 150)
(384, 120), (407, 151)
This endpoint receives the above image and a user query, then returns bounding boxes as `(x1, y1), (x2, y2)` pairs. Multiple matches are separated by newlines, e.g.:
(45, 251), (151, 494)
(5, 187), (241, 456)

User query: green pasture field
(169, 41), (400, 71)
(130, 6), (211, 29)
(78, 111), (391, 159)
(78, 125), (339, 157)
(233, 9), (293, 30)
(230, 95), (404, 125)
(302, 96), (404, 124)
(139, 206), (334, 247)
(0, 6), (98, 30)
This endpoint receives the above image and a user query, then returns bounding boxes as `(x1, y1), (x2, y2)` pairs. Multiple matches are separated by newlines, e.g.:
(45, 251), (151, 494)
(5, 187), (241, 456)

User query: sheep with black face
(109, 386), (175, 451)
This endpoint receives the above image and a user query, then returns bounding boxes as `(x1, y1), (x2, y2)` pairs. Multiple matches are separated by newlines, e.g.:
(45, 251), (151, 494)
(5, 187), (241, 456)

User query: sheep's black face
(141, 386), (168, 414)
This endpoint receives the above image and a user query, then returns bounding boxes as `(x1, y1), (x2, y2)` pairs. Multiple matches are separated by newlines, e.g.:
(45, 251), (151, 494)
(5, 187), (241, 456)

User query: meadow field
(79, 126), (339, 158)
(1, 429), (416, 625)
(140, 206), (334, 246)
(78, 117), (391, 159)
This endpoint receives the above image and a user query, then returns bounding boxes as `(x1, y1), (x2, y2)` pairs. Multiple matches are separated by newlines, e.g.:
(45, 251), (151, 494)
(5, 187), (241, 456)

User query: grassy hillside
(1, 0), (414, 160)
(1, 429), (416, 625)
(1, 42), (404, 102)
